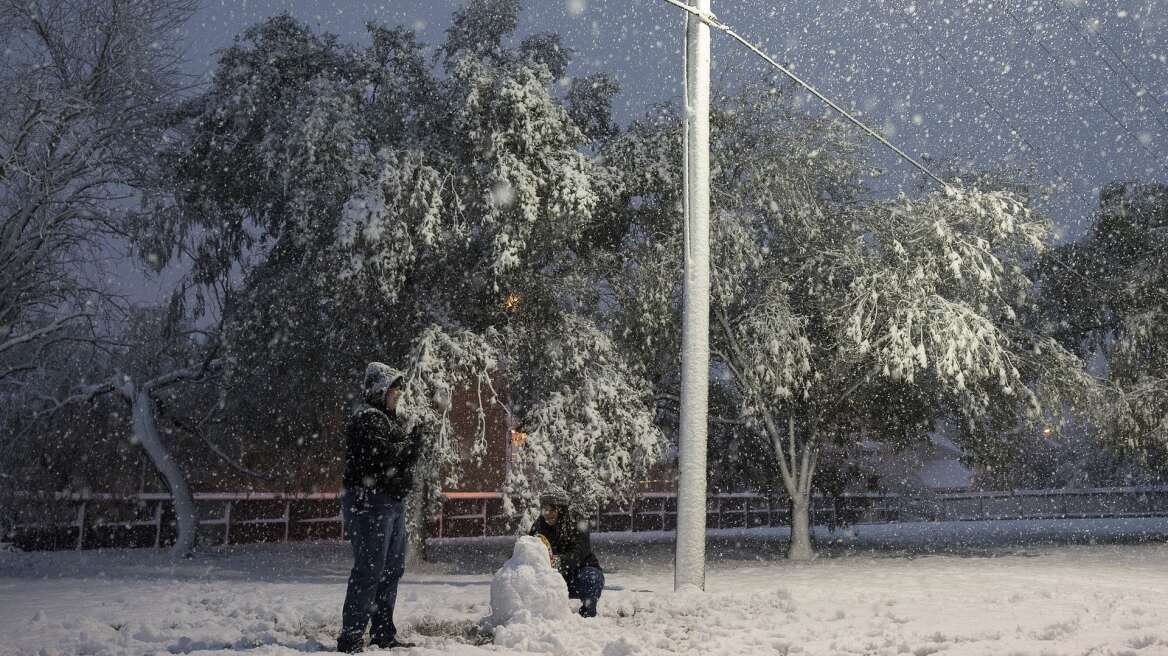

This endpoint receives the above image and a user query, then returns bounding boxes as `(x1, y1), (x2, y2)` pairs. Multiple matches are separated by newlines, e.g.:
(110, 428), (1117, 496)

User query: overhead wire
(1058, 1), (1168, 128)
(889, 1), (1070, 192)
(888, 4), (1121, 299)
(927, 3), (1159, 305)
(657, 0), (1117, 301)
(658, 0), (952, 190)
(999, 3), (1165, 167)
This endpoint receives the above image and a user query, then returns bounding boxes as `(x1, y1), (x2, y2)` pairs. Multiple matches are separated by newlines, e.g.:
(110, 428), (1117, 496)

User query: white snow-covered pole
(675, 0), (711, 593)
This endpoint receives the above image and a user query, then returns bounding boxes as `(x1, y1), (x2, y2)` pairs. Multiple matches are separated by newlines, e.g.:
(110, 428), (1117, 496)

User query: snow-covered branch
(0, 314), (90, 360)
(141, 358), (223, 394)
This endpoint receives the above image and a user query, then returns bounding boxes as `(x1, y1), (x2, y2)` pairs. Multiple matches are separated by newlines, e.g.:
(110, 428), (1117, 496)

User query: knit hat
(363, 362), (403, 399)
(538, 485), (571, 508)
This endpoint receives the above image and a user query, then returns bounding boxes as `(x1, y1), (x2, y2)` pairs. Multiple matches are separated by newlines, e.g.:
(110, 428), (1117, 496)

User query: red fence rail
(5, 491), (346, 551)
(5, 486), (1168, 551)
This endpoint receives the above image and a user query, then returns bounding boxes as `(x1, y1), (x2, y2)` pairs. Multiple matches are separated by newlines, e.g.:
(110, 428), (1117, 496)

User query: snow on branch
(398, 324), (503, 493)
(505, 316), (664, 523)
(0, 314), (91, 359)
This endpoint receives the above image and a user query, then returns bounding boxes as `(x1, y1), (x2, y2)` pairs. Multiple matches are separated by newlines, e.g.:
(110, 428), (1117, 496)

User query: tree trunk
(765, 414), (819, 560)
(405, 482), (429, 566)
(787, 493), (814, 561)
(131, 390), (197, 558)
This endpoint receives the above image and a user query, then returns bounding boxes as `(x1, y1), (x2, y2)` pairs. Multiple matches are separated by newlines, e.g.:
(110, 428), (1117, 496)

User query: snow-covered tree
(1038, 182), (1168, 454)
(973, 427), (1165, 490)
(160, 4), (664, 528)
(27, 305), (221, 558)
(605, 84), (1093, 559)
(0, 0), (225, 556)
(337, 1), (664, 522)
(0, 0), (195, 384)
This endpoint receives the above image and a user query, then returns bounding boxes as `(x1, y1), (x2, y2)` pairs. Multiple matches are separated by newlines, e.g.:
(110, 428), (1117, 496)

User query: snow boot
(336, 635), (364, 653)
(579, 597), (598, 618)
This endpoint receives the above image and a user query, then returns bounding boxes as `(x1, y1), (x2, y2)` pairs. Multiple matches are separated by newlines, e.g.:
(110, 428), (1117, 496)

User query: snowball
(489, 536), (571, 626)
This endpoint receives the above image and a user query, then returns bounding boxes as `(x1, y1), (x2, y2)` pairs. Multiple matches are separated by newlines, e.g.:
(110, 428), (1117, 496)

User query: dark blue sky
(178, 0), (1167, 238)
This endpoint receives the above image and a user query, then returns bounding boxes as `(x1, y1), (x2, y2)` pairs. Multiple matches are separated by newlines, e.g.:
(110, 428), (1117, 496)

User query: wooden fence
(5, 491), (346, 551)
(5, 486), (1168, 551)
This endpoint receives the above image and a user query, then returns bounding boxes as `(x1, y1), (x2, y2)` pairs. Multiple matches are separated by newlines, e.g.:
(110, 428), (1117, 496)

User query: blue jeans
(567, 566), (604, 617)
(339, 490), (407, 646)
(567, 566), (605, 600)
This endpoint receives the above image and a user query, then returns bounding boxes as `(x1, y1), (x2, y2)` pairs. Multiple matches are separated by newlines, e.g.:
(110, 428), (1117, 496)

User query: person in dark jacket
(528, 486), (604, 618)
(337, 362), (424, 653)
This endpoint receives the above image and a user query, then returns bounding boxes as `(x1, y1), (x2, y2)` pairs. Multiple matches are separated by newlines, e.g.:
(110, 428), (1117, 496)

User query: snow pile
(488, 536), (571, 626)
(490, 585), (794, 655)
(4, 527), (1168, 655)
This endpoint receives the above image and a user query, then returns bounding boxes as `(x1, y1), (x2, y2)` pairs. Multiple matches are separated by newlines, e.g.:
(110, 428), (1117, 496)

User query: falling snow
(2, 1), (1166, 654)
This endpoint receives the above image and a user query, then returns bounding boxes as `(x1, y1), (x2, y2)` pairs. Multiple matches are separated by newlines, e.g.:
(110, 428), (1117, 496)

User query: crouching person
(529, 486), (604, 618)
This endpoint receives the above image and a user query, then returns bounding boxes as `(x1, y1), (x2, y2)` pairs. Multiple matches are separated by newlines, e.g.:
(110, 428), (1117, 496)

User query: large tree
(605, 85), (1092, 559)
(0, 0), (195, 384)
(28, 305), (221, 557)
(159, 2), (662, 525)
(1, 0), (219, 556)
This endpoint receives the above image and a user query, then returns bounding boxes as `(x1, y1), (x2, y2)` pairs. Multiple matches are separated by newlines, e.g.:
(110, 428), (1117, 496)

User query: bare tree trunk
(405, 481), (429, 567)
(47, 363), (218, 558)
(789, 432), (819, 560)
(787, 494), (814, 560)
(130, 389), (197, 558)
(763, 413), (819, 560)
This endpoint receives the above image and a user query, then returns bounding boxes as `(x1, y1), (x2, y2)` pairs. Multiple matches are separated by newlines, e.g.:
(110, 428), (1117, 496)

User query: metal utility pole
(675, 0), (711, 593)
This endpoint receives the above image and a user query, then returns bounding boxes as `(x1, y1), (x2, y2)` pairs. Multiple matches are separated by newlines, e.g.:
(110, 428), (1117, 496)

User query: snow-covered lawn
(2, 519), (1167, 656)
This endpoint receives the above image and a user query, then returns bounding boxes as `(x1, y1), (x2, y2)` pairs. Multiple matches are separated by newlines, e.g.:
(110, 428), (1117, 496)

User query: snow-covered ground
(2, 518), (1167, 655)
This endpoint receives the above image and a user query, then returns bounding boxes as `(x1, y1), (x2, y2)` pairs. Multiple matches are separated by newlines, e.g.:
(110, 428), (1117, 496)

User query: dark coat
(529, 513), (601, 582)
(342, 403), (422, 500)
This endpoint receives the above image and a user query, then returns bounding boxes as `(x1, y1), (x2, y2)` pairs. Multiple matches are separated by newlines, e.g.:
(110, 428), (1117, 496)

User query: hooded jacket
(342, 402), (422, 500)
(529, 509), (601, 582)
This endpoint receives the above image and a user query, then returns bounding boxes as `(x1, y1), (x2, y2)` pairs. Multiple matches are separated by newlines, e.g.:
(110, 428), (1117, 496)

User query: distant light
(503, 292), (522, 313)
(511, 430), (528, 447)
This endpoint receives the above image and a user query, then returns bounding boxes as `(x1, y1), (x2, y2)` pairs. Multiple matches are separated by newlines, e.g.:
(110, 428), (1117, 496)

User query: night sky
(177, 0), (1166, 236)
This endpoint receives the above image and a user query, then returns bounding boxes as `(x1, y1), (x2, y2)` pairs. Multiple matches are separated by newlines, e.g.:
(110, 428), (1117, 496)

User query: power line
(659, 0), (952, 190)
(1000, 4), (1164, 167)
(902, 5), (1124, 300)
(1059, 2), (1168, 129)
(890, 2), (1070, 190)
(890, 6), (1119, 301)
(659, 0), (1117, 303)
